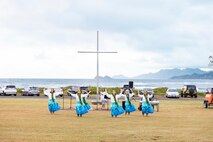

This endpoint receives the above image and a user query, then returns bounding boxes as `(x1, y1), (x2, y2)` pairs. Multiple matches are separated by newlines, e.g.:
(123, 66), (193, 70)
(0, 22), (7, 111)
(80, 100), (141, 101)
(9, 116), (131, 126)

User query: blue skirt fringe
(142, 102), (154, 114)
(125, 101), (136, 113)
(48, 99), (60, 113)
(111, 102), (124, 116)
(76, 102), (88, 115)
(84, 103), (91, 111)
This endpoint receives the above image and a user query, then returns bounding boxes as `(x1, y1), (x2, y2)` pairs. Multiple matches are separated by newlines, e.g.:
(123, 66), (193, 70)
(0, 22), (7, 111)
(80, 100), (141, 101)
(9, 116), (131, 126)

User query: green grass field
(0, 98), (212, 142)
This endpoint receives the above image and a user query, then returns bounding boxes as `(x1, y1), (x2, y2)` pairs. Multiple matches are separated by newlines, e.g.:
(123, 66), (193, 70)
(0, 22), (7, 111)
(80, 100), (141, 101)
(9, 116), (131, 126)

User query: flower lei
(83, 96), (87, 104)
(145, 95), (150, 105)
(113, 94), (118, 106)
(127, 94), (131, 105)
(51, 92), (55, 102)
(77, 93), (83, 105)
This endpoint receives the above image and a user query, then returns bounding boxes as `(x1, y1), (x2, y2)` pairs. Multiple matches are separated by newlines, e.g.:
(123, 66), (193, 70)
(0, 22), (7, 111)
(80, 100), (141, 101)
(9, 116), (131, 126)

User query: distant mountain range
(112, 68), (210, 79)
(171, 71), (213, 79)
(135, 68), (206, 79)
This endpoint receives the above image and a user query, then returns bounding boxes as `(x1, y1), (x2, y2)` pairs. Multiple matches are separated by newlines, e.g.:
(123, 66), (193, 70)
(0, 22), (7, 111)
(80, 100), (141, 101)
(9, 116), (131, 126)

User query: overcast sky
(0, 0), (213, 78)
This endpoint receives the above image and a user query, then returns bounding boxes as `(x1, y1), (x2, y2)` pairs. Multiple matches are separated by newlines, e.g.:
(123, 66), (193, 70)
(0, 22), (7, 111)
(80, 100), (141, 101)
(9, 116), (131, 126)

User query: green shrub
(17, 88), (23, 93)
(197, 92), (205, 97)
(154, 87), (168, 96)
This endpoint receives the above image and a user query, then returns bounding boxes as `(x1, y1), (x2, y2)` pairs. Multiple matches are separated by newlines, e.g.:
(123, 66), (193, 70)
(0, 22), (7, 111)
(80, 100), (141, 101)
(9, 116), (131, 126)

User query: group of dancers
(45, 88), (154, 117)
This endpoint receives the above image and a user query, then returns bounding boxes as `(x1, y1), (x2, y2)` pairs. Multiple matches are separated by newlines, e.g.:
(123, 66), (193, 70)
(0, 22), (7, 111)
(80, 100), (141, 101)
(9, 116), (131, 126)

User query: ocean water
(0, 79), (212, 91)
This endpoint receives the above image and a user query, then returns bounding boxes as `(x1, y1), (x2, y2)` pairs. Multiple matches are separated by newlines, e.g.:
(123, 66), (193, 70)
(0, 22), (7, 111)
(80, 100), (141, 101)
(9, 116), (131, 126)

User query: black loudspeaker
(129, 81), (134, 89)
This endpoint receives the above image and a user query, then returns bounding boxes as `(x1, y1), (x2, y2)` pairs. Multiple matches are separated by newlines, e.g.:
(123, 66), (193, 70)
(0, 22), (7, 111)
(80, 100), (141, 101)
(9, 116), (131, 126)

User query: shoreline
(0, 78), (213, 89)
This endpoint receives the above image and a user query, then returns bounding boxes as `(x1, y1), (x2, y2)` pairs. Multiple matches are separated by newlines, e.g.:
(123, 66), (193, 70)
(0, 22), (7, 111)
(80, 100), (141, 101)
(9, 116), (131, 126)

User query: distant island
(94, 75), (113, 80)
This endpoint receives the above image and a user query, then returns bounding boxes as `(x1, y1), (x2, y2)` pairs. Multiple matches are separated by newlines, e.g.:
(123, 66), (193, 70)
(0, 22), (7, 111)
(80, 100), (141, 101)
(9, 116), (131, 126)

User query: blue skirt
(125, 101), (136, 113)
(76, 102), (88, 115)
(84, 103), (91, 111)
(111, 102), (124, 116)
(142, 102), (154, 114)
(48, 99), (60, 113)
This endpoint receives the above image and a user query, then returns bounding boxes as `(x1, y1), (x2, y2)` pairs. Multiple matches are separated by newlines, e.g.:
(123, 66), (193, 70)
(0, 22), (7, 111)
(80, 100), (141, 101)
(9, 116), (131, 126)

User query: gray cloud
(0, 0), (213, 77)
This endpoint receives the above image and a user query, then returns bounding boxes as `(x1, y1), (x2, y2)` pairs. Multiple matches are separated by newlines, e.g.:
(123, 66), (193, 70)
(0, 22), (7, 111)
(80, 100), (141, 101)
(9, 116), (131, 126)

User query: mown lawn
(0, 98), (212, 142)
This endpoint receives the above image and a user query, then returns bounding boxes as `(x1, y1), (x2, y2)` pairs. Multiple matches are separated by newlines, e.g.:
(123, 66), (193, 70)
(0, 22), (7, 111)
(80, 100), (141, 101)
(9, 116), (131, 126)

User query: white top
(70, 93), (89, 102)
(122, 93), (134, 101)
(138, 94), (152, 103)
(105, 92), (123, 103)
(44, 90), (61, 100)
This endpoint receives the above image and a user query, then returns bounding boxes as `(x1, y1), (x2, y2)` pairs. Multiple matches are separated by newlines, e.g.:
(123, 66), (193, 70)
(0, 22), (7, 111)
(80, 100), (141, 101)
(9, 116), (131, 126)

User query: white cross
(78, 31), (118, 110)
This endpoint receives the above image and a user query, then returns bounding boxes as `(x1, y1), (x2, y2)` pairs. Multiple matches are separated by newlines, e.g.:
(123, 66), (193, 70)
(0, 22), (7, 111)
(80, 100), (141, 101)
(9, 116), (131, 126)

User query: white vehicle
(22, 87), (40, 96)
(0, 87), (4, 95)
(44, 88), (63, 97)
(166, 88), (179, 98)
(3, 85), (17, 96)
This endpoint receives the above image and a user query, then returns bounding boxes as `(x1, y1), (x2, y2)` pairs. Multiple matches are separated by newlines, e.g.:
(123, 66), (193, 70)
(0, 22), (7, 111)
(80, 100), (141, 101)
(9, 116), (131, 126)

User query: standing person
(70, 89), (89, 117)
(123, 89), (136, 115)
(105, 89), (124, 117)
(100, 89), (108, 109)
(44, 88), (61, 114)
(138, 90), (154, 116)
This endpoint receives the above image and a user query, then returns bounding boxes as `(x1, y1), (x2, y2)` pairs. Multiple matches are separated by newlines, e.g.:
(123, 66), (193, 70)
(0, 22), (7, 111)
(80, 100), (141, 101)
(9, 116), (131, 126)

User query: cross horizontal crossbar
(78, 51), (118, 53)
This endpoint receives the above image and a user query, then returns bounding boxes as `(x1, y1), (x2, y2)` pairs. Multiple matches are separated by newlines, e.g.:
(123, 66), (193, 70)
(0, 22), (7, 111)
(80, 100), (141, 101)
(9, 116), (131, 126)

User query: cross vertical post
(96, 31), (99, 110)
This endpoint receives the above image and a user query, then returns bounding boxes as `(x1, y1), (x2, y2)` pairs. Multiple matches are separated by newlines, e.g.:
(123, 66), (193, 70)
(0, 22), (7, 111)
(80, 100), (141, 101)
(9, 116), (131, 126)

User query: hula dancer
(82, 90), (91, 111)
(123, 89), (136, 115)
(105, 89), (124, 117)
(70, 89), (89, 117)
(45, 88), (61, 114)
(138, 90), (154, 116)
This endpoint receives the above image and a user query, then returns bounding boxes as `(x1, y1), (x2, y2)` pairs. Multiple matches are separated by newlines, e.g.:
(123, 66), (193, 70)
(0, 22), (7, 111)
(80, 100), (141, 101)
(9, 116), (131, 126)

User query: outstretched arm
(54, 92), (61, 97)
(130, 92), (135, 98)
(70, 93), (77, 98)
(117, 93), (125, 99)
(44, 89), (50, 97)
(118, 89), (125, 98)
(83, 91), (90, 98)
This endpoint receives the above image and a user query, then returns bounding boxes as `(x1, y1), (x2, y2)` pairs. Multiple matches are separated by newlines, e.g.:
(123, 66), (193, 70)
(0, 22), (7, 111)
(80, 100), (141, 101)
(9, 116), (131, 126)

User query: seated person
(100, 89), (108, 109)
